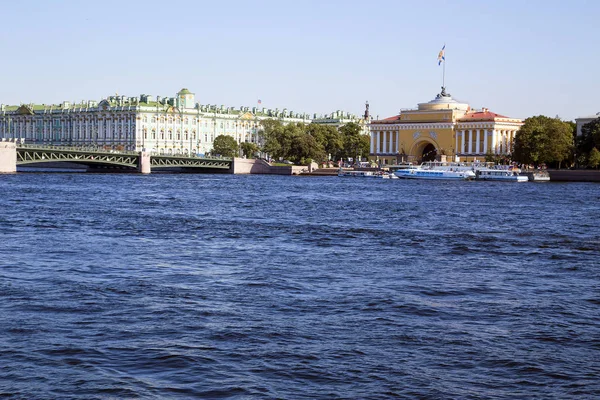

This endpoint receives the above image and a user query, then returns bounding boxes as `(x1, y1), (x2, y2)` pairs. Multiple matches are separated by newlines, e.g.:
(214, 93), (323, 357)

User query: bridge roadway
(8, 144), (232, 173)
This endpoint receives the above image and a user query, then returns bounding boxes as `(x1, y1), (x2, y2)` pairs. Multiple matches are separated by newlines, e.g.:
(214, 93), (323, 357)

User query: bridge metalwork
(16, 145), (140, 169)
(14, 145), (232, 171)
(151, 154), (231, 169)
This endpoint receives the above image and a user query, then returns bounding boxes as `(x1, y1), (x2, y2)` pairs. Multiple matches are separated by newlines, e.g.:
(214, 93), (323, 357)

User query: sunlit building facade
(369, 88), (523, 164)
(0, 88), (368, 155)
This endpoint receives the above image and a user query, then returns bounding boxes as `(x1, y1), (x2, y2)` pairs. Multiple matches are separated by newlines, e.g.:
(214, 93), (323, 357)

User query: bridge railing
(16, 143), (232, 160)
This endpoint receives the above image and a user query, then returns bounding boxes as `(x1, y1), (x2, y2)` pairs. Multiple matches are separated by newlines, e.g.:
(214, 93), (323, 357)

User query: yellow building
(369, 87), (523, 165)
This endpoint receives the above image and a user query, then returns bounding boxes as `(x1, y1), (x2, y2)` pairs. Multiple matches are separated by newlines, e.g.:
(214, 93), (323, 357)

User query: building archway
(422, 143), (437, 162)
(410, 139), (439, 163)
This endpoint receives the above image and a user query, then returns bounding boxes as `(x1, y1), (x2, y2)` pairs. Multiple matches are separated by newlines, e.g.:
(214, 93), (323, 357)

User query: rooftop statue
(436, 86), (451, 98)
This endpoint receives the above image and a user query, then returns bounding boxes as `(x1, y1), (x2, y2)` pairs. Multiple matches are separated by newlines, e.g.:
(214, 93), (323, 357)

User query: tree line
(493, 115), (600, 169)
(211, 115), (600, 169)
(211, 120), (370, 165)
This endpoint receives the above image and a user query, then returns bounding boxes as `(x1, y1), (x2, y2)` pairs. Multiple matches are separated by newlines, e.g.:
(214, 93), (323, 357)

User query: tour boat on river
(475, 168), (528, 182)
(338, 169), (397, 179)
(338, 169), (375, 177)
(394, 163), (475, 180)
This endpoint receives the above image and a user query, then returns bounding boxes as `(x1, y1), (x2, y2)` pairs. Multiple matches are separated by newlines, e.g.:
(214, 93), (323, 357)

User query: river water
(0, 173), (598, 399)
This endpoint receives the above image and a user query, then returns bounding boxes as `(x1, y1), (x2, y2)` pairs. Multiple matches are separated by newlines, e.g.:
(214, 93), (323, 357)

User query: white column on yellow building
(376, 131), (381, 154)
(483, 129), (488, 154)
(468, 129), (473, 154)
(385, 131), (389, 153)
(476, 129), (481, 154)
(461, 129), (466, 154)
(395, 131), (399, 153)
(455, 129), (459, 155)
(370, 132), (375, 154)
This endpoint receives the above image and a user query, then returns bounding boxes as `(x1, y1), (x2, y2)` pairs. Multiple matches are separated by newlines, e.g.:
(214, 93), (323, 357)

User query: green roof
(178, 88), (193, 95)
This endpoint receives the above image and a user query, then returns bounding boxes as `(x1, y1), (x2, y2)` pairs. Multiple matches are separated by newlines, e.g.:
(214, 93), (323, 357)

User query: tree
(240, 142), (259, 158)
(576, 117), (600, 167)
(290, 132), (325, 164)
(588, 147), (600, 169)
(211, 134), (239, 158)
(307, 124), (343, 160)
(339, 122), (370, 162)
(512, 115), (574, 168)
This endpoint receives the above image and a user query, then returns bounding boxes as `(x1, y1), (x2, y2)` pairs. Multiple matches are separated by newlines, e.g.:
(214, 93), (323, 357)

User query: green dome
(178, 88), (193, 95)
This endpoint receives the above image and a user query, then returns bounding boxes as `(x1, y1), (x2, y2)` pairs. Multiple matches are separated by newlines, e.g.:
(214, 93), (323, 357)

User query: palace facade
(0, 88), (368, 155)
(369, 88), (523, 164)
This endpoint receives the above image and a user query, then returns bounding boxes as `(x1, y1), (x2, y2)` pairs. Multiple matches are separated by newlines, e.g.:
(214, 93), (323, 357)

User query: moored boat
(338, 169), (376, 177)
(394, 165), (475, 180)
(522, 170), (551, 182)
(476, 168), (528, 182)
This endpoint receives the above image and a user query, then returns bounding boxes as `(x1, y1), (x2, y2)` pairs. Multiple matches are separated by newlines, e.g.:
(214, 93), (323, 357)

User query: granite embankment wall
(0, 142), (16, 173)
(548, 170), (600, 182)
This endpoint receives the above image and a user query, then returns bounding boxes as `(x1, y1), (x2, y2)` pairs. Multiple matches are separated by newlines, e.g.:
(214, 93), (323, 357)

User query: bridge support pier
(0, 141), (17, 173)
(138, 152), (151, 174)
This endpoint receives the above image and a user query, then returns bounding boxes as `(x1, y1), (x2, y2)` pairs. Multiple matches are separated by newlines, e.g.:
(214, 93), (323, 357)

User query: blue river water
(0, 173), (599, 399)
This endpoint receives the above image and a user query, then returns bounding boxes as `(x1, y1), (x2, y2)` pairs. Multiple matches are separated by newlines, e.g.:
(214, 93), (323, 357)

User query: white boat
(338, 169), (376, 177)
(475, 168), (528, 182)
(394, 165), (475, 180)
(522, 170), (551, 182)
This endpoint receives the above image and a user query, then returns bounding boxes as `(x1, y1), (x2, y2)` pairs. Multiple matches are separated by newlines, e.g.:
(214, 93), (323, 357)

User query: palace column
(455, 130), (459, 156)
(483, 129), (488, 154)
(468, 129), (473, 154)
(476, 129), (481, 154)
(370, 132), (374, 154)
(494, 129), (499, 154)
(376, 131), (381, 154)
(461, 129), (466, 154)
(385, 131), (389, 153)
(395, 131), (399, 153)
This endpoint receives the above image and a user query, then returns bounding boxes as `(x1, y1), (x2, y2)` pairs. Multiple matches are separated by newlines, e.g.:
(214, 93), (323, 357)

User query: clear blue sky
(1, 0), (598, 121)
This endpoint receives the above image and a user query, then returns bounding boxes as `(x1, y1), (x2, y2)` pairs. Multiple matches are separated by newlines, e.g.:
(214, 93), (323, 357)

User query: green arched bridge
(3, 143), (233, 173)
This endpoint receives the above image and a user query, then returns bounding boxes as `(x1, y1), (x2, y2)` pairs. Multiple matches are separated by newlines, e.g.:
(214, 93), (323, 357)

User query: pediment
(240, 111), (254, 120)
(16, 105), (34, 115)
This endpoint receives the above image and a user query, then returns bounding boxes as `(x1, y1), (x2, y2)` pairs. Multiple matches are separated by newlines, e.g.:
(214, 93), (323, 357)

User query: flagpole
(443, 56), (446, 89)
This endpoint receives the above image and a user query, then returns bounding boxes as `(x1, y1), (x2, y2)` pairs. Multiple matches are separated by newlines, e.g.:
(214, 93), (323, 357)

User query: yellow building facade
(369, 88), (523, 164)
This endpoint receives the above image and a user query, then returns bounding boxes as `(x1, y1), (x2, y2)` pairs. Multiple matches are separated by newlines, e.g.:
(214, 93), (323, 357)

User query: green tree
(290, 132), (325, 164)
(260, 120), (292, 160)
(588, 147), (600, 169)
(339, 122), (370, 162)
(576, 117), (600, 166)
(211, 134), (239, 158)
(513, 115), (573, 168)
(306, 124), (343, 160)
(240, 142), (259, 158)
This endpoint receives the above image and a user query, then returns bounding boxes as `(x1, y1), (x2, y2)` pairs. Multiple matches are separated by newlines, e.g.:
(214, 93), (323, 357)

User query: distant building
(369, 87), (523, 165)
(575, 112), (600, 136)
(0, 88), (367, 155)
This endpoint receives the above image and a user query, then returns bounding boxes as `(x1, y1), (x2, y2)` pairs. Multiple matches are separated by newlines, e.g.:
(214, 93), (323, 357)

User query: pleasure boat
(475, 168), (528, 182)
(394, 164), (475, 180)
(522, 170), (551, 182)
(338, 169), (376, 177)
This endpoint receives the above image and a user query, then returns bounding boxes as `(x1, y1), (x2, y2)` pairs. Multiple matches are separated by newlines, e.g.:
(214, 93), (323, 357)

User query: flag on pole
(257, 99), (262, 104)
(437, 44), (445, 65)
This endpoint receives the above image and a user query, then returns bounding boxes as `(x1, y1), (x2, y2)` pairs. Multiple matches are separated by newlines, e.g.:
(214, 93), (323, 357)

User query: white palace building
(0, 88), (368, 155)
